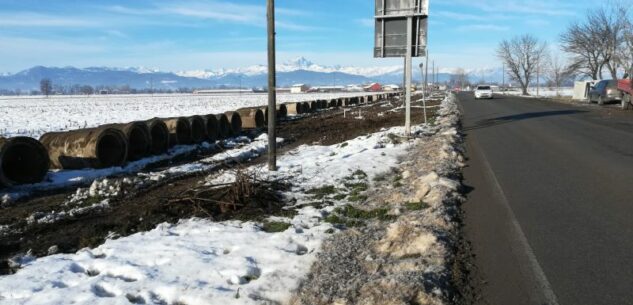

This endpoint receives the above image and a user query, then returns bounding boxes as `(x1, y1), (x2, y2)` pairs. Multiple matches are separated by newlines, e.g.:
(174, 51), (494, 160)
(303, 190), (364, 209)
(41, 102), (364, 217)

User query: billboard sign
(374, 0), (428, 58)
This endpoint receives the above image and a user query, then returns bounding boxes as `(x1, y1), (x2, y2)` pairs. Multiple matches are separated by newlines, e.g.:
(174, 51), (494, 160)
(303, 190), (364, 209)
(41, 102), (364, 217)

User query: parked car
(588, 80), (621, 105)
(474, 85), (493, 99)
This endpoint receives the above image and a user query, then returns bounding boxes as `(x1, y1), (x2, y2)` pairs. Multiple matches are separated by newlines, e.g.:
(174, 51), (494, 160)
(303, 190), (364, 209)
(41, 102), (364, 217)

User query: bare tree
(449, 68), (469, 89)
(40, 78), (52, 97)
(561, 3), (631, 80)
(545, 53), (574, 95)
(497, 34), (548, 95)
(591, 5), (629, 80)
(621, 10), (633, 80)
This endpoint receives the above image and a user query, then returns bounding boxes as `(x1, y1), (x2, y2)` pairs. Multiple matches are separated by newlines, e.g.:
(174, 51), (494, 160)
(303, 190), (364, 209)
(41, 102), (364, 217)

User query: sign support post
(405, 16), (412, 136)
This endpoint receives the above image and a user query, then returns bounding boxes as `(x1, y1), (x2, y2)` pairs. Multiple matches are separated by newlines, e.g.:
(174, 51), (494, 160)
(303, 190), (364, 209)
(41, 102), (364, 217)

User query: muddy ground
(0, 97), (442, 274)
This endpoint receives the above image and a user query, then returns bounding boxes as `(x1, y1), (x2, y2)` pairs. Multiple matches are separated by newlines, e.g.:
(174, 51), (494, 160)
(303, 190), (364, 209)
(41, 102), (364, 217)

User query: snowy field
(0, 92), (376, 138)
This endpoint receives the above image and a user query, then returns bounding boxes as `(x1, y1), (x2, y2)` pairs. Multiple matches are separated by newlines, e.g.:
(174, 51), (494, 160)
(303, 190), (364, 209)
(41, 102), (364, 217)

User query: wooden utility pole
(267, 0), (277, 171)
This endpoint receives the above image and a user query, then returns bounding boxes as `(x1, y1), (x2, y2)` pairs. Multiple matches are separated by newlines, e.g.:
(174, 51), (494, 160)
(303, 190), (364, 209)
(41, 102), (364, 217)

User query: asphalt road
(458, 93), (633, 305)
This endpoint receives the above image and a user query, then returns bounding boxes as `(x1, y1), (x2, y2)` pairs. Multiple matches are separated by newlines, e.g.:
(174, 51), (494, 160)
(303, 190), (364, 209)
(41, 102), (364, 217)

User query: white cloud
(443, 0), (578, 17)
(456, 24), (510, 32)
(356, 18), (375, 28)
(0, 13), (99, 27)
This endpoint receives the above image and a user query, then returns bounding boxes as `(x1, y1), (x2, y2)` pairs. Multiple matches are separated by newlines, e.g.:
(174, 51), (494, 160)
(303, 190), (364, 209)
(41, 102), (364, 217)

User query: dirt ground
(0, 96), (441, 274)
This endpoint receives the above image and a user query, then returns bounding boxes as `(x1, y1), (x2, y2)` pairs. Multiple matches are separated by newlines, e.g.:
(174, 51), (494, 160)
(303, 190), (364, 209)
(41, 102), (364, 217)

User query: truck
(619, 66), (633, 110)
(618, 78), (633, 109)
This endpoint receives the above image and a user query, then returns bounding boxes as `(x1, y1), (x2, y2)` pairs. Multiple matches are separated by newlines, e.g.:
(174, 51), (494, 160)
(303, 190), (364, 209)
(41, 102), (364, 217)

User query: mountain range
(0, 57), (505, 91)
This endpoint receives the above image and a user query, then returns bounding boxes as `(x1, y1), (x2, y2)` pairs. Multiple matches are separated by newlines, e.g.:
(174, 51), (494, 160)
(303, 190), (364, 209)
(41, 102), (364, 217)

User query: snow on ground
(0, 114), (430, 304)
(502, 87), (573, 97)
(0, 92), (379, 138)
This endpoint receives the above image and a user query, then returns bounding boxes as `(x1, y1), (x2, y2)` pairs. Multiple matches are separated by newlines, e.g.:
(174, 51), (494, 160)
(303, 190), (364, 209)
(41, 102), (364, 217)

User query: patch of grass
(324, 213), (362, 227)
(347, 192), (368, 203)
(392, 174), (403, 188)
(324, 205), (395, 227)
(329, 152), (337, 157)
(306, 185), (337, 200)
(325, 228), (335, 234)
(343, 169), (367, 181)
(344, 182), (368, 192)
(340, 142), (349, 148)
(405, 201), (429, 211)
(304, 200), (333, 209)
(335, 205), (393, 221)
(387, 133), (402, 144)
(373, 173), (388, 182)
(262, 221), (291, 233)
(80, 195), (104, 206)
(352, 169), (367, 178)
(332, 193), (347, 201)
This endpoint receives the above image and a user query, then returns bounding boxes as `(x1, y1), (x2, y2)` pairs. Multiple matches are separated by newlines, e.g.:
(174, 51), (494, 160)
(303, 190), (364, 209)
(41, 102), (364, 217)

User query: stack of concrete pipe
(1, 94), (387, 187)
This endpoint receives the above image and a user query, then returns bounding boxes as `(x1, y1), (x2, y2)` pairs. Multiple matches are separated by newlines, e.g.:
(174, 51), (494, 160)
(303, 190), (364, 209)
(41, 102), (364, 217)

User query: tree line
(496, 2), (632, 95)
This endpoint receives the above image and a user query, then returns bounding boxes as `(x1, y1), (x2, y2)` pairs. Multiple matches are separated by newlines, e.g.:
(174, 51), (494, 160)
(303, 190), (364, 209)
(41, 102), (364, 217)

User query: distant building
(290, 84), (309, 94)
(308, 86), (345, 93)
(383, 84), (401, 91)
(346, 85), (364, 92)
(364, 83), (382, 92)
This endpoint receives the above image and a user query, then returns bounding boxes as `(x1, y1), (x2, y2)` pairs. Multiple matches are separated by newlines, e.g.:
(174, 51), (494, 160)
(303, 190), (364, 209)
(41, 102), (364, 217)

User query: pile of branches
(168, 167), (291, 219)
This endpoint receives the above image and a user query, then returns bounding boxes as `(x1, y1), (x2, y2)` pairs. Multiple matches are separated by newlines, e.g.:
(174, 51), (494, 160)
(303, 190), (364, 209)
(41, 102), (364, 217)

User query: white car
(474, 85), (493, 99)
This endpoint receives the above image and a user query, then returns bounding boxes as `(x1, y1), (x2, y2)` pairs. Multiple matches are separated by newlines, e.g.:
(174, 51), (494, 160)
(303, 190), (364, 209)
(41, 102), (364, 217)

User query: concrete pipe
(204, 114), (219, 142)
(0, 137), (49, 187)
(328, 99), (338, 108)
(162, 117), (192, 146)
(301, 102), (311, 113)
(187, 115), (207, 144)
(259, 104), (288, 123)
(237, 108), (265, 129)
(146, 119), (170, 155)
(214, 114), (231, 139)
(286, 103), (304, 115)
(310, 101), (319, 112)
(224, 111), (243, 136)
(102, 122), (151, 161)
(40, 127), (128, 169)
(277, 104), (288, 119)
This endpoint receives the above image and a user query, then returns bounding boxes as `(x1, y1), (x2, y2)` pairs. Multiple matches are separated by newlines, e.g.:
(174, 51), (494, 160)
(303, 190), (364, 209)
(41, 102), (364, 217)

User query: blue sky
(0, 0), (597, 73)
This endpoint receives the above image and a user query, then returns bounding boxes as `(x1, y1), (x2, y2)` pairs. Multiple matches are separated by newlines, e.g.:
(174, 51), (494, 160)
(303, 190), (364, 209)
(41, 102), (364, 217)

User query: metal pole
(432, 60), (435, 86)
(537, 59), (540, 97)
(502, 63), (505, 94)
(267, 0), (277, 171)
(405, 16), (412, 136)
(424, 50), (429, 94)
(403, 57), (407, 89)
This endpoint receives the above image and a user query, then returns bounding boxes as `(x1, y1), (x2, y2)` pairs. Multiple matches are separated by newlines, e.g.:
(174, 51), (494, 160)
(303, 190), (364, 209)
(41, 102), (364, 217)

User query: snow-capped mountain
(0, 58), (506, 91)
(177, 57), (403, 79)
